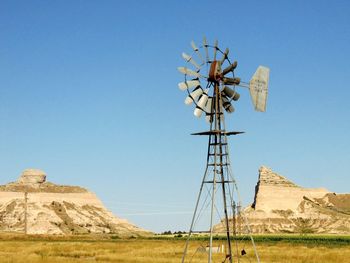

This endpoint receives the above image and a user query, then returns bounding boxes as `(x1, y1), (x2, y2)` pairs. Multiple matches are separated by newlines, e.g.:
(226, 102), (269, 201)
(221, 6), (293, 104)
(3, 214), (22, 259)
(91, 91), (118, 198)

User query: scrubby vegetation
(0, 233), (348, 262)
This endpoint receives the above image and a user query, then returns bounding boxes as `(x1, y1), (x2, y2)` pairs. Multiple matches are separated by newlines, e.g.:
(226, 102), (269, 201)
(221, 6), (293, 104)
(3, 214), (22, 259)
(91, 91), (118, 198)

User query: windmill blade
(222, 61), (237, 76)
(220, 48), (229, 64)
(178, 80), (200, 91)
(222, 86), (240, 101)
(194, 89), (209, 117)
(204, 97), (213, 123)
(185, 87), (203, 105)
(213, 40), (218, 61)
(203, 37), (209, 62)
(190, 40), (205, 64)
(205, 115), (212, 123)
(177, 67), (201, 78)
(197, 89), (209, 109)
(223, 77), (241, 85)
(222, 96), (235, 113)
(249, 66), (270, 112)
(182, 52), (201, 70)
(204, 97), (212, 113)
(194, 107), (203, 118)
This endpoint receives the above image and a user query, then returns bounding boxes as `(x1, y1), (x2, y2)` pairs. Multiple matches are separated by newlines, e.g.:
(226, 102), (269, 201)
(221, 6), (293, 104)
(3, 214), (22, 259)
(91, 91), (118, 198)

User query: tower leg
(208, 167), (217, 263)
(181, 167), (209, 263)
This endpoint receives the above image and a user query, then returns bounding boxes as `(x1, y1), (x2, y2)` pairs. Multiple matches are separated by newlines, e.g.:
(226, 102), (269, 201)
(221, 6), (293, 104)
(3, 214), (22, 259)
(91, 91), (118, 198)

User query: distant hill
(214, 166), (350, 234)
(0, 169), (149, 236)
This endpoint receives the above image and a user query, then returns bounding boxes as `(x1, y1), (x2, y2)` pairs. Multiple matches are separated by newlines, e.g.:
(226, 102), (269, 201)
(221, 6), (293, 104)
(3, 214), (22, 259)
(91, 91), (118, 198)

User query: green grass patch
(150, 234), (350, 246)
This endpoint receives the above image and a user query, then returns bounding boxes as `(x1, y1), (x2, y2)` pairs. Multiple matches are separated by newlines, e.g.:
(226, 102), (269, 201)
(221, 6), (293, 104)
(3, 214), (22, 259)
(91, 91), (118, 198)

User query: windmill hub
(208, 60), (222, 82)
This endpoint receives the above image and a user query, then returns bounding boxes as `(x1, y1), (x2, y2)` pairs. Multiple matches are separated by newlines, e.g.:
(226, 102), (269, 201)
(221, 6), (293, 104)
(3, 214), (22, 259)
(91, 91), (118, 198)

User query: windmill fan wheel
(178, 38), (241, 122)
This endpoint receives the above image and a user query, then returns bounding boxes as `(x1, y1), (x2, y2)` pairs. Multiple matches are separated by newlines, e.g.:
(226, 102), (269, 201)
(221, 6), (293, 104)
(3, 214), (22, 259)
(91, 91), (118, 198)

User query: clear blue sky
(1, 0), (349, 232)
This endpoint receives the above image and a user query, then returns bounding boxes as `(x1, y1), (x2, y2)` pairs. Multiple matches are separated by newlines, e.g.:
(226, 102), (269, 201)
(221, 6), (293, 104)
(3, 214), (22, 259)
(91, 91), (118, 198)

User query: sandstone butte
(0, 169), (149, 236)
(214, 166), (350, 234)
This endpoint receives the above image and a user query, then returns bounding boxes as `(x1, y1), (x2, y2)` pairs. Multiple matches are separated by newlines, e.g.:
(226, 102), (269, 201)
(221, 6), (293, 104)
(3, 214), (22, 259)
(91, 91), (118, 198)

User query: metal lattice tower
(181, 84), (259, 263)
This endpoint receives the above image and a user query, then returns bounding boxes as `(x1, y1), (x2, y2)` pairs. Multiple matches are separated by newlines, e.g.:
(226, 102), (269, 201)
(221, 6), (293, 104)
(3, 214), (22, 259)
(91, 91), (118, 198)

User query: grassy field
(0, 234), (349, 263)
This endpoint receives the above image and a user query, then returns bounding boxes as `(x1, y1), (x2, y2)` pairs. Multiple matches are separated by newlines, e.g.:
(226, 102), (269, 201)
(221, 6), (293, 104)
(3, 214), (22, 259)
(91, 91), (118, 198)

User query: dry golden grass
(0, 236), (349, 263)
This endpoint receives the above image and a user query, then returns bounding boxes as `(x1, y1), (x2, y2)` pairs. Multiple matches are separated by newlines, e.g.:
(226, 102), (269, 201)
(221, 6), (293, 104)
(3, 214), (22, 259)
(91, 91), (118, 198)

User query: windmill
(177, 38), (269, 263)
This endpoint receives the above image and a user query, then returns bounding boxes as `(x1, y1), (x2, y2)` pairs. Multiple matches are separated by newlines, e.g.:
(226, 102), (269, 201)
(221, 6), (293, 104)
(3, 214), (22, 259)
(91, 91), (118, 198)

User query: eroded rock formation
(0, 169), (149, 236)
(215, 166), (350, 234)
(17, 169), (46, 185)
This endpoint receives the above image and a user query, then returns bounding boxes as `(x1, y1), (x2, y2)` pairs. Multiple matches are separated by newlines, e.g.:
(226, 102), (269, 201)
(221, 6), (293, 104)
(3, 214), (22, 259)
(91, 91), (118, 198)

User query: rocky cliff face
(0, 169), (148, 236)
(215, 166), (350, 234)
(252, 166), (330, 212)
